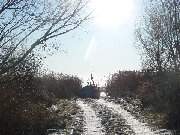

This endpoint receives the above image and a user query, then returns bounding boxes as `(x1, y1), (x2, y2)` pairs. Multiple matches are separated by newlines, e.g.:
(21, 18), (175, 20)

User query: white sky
(44, 0), (143, 86)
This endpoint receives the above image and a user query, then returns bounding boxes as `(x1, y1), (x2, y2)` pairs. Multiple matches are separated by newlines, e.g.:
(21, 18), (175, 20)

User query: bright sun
(91, 0), (134, 27)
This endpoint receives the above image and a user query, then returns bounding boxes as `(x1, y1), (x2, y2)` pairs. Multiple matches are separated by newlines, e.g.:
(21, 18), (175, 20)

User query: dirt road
(77, 98), (172, 135)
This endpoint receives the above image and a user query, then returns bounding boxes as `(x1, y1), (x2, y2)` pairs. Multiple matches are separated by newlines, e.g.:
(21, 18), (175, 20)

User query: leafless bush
(106, 70), (180, 129)
(106, 71), (142, 97)
(39, 72), (82, 99)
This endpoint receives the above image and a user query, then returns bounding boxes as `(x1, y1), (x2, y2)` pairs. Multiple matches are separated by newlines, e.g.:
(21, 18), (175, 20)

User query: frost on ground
(97, 99), (172, 135)
(90, 100), (135, 135)
(76, 98), (172, 135)
(77, 100), (104, 135)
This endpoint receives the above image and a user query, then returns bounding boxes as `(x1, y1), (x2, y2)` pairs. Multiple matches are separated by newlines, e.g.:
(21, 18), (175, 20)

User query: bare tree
(136, 0), (180, 72)
(0, 0), (90, 75)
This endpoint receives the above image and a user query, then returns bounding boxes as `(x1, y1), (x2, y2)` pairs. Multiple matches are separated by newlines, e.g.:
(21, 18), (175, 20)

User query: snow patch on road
(97, 99), (172, 135)
(77, 100), (104, 135)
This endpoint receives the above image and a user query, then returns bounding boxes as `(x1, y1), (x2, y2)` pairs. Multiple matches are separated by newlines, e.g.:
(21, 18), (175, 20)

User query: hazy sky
(45, 0), (144, 86)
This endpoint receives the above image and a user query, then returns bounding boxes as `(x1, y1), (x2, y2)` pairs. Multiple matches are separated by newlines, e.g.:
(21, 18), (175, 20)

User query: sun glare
(91, 0), (134, 27)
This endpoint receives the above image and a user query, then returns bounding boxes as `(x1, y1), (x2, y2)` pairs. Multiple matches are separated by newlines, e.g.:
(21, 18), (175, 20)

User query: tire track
(96, 99), (172, 135)
(77, 100), (104, 135)
(90, 100), (135, 135)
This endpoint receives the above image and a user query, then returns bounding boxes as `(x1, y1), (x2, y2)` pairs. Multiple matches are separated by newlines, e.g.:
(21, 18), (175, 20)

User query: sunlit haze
(45, 0), (142, 86)
(91, 0), (134, 27)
